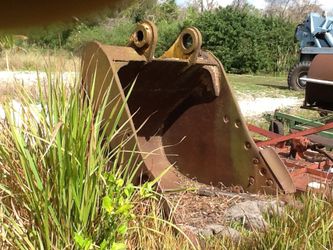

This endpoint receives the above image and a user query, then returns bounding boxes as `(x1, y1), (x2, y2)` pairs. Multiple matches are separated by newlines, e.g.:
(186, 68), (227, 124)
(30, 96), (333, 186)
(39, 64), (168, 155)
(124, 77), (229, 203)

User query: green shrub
(66, 18), (182, 57)
(26, 24), (73, 49)
(20, 4), (299, 74)
(193, 7), (297, 73)
(65, 20), (135, 50)
(155, 20), (183, 57)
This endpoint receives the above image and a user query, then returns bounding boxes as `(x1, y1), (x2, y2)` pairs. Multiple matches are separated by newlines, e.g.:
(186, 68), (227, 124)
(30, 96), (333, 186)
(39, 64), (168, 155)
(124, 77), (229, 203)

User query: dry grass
(128, 198), (196, 250)
(0, 85), (38, 103)
(127, 193), (333, 250)
(0, 50), (79, 103)
(0, 49), (79, 72)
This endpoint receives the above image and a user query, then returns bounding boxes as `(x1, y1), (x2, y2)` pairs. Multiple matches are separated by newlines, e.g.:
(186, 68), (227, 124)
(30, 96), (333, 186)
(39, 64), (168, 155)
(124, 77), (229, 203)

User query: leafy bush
(26, 24), (73, 49)
(155, 20), (183, 57)
(21, 4), (299, 74)
(65, 20), (135, 51)
(193, 7), (297, 73)
(66, 18), (182, 57)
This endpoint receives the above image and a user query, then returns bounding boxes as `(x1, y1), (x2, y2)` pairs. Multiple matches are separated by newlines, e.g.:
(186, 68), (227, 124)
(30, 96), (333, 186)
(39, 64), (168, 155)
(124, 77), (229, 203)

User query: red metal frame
(255, 121), (333, 147)
(247, 123), (280, 139)
(248, 123), (333, 192)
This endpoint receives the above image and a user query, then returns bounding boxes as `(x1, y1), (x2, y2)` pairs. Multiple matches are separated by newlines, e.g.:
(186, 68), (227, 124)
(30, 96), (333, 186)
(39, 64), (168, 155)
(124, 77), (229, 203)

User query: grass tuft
(0, 67), (141, 249)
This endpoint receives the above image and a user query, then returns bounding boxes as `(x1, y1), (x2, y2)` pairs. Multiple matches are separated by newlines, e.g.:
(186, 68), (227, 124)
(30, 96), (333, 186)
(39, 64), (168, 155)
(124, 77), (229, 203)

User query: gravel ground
(0, 71), (77, 122)
(0, 71), (77, 86)
(0, 71), (303, 119)
(238, 96), (303, 117)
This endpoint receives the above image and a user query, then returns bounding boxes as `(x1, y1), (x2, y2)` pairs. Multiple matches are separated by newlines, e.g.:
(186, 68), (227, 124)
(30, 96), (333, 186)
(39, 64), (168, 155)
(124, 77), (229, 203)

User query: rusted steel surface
(290, 129), (333, 148)
(251, 123), (333, 193)
(82, 20), (295, 195)
(266, 144), (333, 193)
(304, 54), (333, 111)
(260, 148), (296, 193)
(289, 137), (311, 159)
(289, 163), (332, 192)
(128, 20), (158, 61)
(257, 121), (333, 147)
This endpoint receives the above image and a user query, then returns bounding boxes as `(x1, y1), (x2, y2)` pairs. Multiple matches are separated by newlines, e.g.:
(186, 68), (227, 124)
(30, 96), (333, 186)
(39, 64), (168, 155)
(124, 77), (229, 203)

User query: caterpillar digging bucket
(82, 21), (295, 195)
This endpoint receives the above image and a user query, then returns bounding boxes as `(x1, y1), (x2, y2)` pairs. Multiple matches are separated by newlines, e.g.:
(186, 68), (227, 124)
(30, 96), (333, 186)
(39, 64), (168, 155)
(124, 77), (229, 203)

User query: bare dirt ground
(228, 74), (303, 118)
(0, 71), (77, 87)
(238, 96), (302, 117)
(0, 71), (302, 118)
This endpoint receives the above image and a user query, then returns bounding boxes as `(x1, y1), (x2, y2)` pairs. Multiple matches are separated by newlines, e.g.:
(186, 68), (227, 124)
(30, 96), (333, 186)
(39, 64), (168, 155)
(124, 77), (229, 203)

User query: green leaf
(116, 203), (132, 215)
(117, 224), (127, 235)
(100, 239), (108, 250)
(116, 178), (124, 188)
(111, 242), (126, 250)
(102, 196), (114, 214)
(74, 233), (92, 249)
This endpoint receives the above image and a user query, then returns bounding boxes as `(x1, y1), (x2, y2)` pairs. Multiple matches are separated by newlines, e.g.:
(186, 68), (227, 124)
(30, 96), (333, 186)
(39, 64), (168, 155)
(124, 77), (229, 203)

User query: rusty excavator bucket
(81, 21), (296, 195)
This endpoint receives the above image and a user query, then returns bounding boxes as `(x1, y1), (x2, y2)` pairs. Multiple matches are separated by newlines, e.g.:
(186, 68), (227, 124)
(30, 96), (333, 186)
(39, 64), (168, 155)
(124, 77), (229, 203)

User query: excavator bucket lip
(249, 121), (333, 193)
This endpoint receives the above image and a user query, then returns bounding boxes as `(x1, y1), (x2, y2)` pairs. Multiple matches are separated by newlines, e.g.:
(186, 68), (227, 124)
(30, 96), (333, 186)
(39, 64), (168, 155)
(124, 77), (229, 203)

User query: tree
(188, 0), (217, 12)
(231, 0), (249, 10)
(265, 0), (322, 23)
(156, 0), (179, 22)
(291, 0), (323, 20)
(119, 0), (158, 22)
(230, 0), (259, 13)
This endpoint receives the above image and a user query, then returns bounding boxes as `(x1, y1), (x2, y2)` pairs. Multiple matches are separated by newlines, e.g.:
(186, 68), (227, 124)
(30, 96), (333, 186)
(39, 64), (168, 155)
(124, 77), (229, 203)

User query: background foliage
(18, 0), (302, 73)
(191, 7), (297, 73)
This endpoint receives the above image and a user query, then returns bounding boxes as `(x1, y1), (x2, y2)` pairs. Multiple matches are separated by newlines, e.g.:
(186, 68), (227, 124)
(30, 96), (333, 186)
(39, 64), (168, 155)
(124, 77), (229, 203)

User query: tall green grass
(205, 193), (333, 250)
(0, 69), (141, 249)
(256, 193), (333, 249)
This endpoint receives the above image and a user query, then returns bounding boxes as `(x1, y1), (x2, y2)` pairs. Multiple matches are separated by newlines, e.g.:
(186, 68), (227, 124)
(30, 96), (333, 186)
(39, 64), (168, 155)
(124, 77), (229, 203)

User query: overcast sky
(176, 0), (332, 11)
